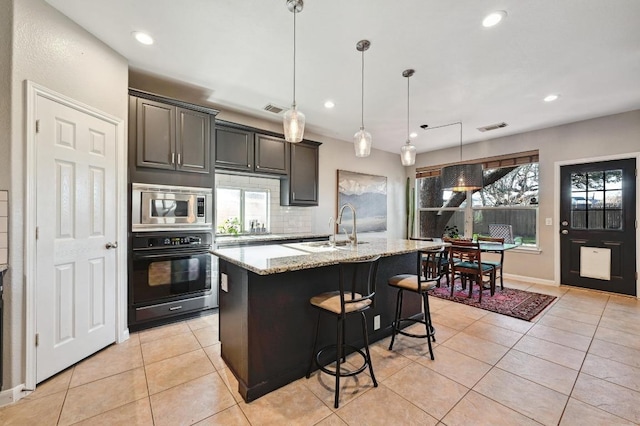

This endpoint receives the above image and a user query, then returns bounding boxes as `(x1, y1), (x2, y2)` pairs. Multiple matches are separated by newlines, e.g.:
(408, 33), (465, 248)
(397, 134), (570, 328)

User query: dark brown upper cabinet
(281, 141), (320, 206)
(133, 94), (214, 174)
(215, 126), (289, 176)
(255, 134), (289, 175)
(214, 126), (254, 172)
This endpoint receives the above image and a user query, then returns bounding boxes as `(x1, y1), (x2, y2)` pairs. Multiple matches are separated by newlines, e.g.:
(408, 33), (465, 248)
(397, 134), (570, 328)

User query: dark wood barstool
(387, 248), (445, 360)
(306, 256), (380, 408)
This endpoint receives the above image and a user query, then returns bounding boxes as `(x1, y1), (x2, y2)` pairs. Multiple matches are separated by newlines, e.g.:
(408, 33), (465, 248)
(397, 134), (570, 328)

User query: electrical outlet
(545, 217), (553, 226)
(221, 273), (228, 292)
(373, 315), (381, 330)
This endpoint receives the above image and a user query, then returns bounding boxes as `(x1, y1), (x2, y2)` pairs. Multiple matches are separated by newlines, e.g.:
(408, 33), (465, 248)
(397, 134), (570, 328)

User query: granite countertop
(211, 238), (445, 275)
(215, 233), (330, 247)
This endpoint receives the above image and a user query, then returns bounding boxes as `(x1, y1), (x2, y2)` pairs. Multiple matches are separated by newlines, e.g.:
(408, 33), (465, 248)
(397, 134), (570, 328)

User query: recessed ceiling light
(410, 132), (418, 139)
(482, 11), (507, 28)
(544, 94), (560, 102)
(132, 31), (154, 45)
(324, 100), (335, 109)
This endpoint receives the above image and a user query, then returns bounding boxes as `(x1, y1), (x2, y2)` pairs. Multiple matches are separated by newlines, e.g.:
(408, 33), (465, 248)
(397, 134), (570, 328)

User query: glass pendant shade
(400, 141), (416, 166)
(283, 104), (305, 143)
(400, 69), (416, 166)
(354, 127), (372, 157)
(441, 163), (483, 191)
(354, 39), (372, 157)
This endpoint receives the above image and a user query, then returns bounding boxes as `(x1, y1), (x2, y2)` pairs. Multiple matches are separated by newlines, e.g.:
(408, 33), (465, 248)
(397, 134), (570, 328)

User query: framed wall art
(337, 170), (387, 233)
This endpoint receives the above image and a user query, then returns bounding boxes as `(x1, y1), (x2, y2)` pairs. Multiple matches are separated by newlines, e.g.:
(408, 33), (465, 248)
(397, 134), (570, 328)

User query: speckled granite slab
(215, 233), (330, 247)
(211, 238), (445, 275)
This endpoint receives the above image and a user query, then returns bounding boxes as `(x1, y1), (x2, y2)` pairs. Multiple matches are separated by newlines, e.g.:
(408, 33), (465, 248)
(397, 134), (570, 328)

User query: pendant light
(400, 69), (416, 166)
(283, 0), (305, 143)
(440, 122), (483, 191)
(354, 40), (372, 157)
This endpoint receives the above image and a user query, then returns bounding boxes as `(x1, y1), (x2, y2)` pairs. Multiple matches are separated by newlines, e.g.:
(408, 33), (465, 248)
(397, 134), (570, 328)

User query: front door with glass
(560, 158), (637, 295)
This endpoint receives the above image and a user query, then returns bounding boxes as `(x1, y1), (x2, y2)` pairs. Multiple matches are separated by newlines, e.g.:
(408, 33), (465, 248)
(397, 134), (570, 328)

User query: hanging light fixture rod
(437, 121), (484, 191)
(356, 39), (370, 129)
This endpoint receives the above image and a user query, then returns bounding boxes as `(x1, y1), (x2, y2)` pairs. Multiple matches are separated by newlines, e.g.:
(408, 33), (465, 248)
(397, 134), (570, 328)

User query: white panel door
(35, 95), (117, 383)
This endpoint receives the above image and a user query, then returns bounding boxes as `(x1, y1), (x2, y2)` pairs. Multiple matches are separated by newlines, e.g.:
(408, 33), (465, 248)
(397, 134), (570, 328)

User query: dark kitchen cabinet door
(255, 134), (289, 175)
(136, 98), (176, 170)
(215, 126), (254, 172)
(281, 141), (320, 206)
(177, 107), (211, 174)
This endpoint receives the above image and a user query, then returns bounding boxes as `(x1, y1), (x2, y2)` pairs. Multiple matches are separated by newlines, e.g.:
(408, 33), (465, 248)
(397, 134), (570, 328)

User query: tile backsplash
(215, 174), (314, 234)
(0, 190), (7, 264)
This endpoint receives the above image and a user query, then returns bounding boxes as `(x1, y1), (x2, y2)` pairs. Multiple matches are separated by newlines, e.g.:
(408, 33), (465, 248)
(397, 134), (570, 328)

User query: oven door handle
(132, 249), (210, 260)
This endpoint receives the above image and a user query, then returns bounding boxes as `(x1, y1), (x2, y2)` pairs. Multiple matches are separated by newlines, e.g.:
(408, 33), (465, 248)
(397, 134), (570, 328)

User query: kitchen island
(212, 238), (445, 402)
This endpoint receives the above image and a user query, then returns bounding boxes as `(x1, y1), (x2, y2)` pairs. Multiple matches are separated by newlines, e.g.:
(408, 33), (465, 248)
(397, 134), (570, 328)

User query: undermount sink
(304, 240), (369, 248)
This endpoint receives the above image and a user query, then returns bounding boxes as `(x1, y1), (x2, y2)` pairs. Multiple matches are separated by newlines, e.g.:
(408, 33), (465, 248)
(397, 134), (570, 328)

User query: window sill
(510, 246), (541, 255)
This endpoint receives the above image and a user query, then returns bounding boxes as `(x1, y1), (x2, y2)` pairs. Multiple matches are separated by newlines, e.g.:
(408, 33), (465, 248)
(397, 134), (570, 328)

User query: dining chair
(489, 224), (514, 244)
(409, 237), (449, 287)
(447, 240), (496, 302)
(478, 236), (505, 290)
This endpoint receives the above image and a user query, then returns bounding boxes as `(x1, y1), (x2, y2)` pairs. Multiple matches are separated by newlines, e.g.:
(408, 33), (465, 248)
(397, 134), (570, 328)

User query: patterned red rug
(429, 283), (556, 321)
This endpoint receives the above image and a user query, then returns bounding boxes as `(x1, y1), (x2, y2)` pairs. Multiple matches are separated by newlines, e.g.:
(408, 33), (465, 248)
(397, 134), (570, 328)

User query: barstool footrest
(393, 317), (436, 339)
(315, 344), (369, 378)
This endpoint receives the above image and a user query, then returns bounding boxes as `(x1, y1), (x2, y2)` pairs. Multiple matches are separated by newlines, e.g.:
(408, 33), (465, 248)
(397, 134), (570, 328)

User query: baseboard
(0, 383), (26, 407)
(504, 273), (557, 287)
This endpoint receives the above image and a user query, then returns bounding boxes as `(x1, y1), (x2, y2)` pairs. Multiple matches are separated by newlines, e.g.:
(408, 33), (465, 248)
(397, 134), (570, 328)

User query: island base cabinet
(218, 253), (422, 402)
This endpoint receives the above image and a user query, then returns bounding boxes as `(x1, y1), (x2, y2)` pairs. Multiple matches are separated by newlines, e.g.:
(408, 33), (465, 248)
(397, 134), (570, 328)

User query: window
(570, 169), (622, 230)
(216, 187), (270, 235)
(417, 163), (539, 247)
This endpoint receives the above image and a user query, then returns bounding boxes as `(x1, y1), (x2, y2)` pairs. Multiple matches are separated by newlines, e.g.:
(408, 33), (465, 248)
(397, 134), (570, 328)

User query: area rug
(428, 283), (556, 321)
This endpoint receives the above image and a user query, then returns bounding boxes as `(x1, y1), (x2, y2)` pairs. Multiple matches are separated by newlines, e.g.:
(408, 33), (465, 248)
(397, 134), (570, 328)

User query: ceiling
(45, 0), (640, 155)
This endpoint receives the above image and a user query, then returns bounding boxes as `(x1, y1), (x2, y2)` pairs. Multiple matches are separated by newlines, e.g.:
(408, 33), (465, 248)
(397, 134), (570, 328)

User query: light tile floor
(2, 280), (640, 425)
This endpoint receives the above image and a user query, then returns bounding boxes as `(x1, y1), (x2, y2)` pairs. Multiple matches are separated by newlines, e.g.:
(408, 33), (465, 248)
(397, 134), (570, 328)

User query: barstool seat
(310, 291), (372, 313)
(306, 256), (380, 409)
(387, 248), (445, 360)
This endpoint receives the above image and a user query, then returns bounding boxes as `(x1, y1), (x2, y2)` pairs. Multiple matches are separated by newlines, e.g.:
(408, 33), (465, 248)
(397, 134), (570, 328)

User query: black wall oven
(129, 231), (217, 328)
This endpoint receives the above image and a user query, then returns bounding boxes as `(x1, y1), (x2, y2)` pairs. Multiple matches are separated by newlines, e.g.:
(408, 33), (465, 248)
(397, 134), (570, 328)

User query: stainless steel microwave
(131, 183), (212, 231)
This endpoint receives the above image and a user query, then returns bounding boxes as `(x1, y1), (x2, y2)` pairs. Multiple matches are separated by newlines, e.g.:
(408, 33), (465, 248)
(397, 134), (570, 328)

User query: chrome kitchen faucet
(336, 203), (357, 247)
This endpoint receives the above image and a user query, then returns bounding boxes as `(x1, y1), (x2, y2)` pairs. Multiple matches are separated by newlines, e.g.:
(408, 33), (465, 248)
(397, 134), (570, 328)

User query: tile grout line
(555, 294), (608, 425)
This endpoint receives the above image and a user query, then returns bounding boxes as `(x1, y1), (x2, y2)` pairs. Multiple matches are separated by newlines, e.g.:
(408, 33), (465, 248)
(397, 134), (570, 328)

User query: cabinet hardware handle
(177, 153), (182, 165)
(171, 152), (175, 164)
(169, 306), (183, 311)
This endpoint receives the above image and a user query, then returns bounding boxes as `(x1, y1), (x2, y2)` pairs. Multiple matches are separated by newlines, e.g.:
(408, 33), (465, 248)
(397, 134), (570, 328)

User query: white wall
(2, 0), (128, 389)
(409, 109), (640, 283)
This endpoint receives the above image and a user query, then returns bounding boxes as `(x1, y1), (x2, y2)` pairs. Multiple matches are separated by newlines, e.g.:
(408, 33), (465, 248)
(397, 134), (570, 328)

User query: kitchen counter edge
(211, 238), (445, 275)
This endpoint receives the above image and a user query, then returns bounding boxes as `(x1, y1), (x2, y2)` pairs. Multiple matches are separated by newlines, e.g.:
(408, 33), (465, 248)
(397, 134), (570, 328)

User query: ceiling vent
(477, 122), (508, 132)
(263, 103), (285, 114)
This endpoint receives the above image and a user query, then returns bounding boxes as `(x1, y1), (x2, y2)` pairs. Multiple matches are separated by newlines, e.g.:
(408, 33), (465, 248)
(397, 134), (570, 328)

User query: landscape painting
(337, 170), (387, 233)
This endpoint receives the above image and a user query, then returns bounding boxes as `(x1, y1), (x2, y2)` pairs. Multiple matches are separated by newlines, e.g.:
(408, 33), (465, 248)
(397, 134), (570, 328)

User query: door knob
(105, 242), (118, 249)
(561, 221), (569, 226)
(561, 230), (569, 235)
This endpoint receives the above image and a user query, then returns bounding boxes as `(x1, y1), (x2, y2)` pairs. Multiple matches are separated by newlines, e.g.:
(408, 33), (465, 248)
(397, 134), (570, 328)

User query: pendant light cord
(459, 121), (462, 161)
(406, 75), (410, 142)
(292, 9), (296, 105)
(361, 48), (365, 128)
(423, 121), (464, 159)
